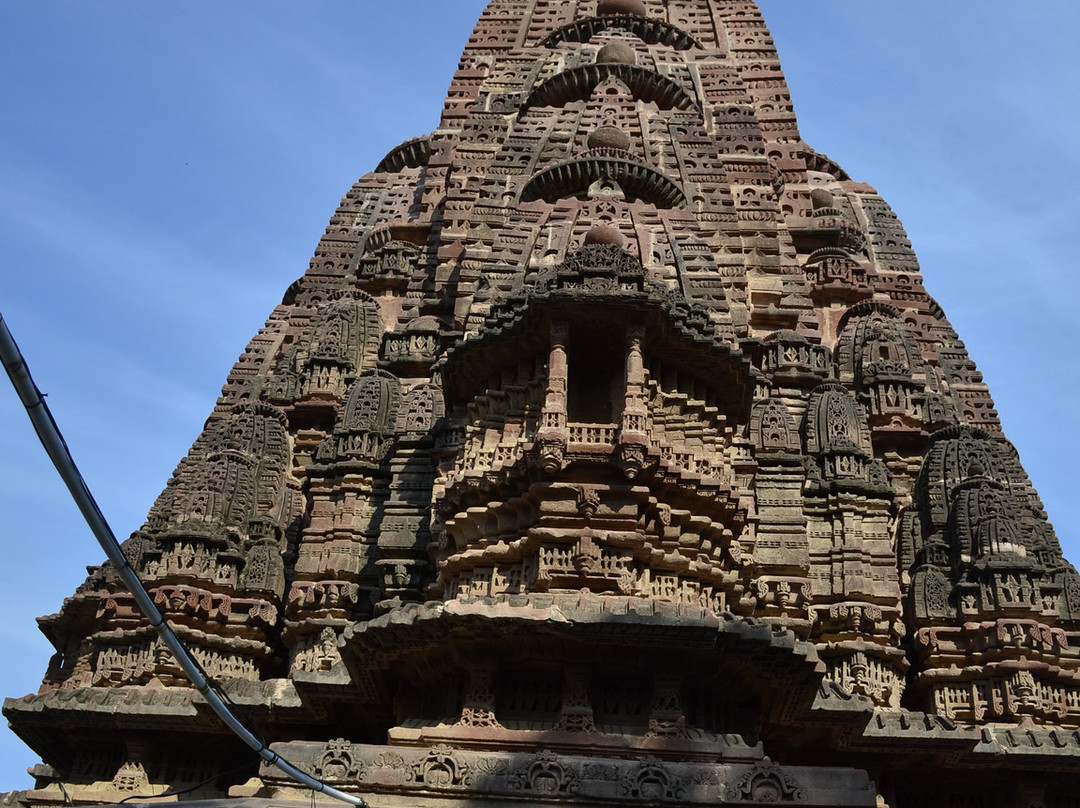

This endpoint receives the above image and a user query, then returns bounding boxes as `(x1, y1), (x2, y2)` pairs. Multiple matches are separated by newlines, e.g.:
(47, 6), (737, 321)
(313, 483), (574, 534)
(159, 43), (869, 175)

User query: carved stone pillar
(646, 676), (688, 738)
(618, 322), (650, 479)
(538, 320), (569, 473)
(458, 662), (501, 729)
(556, 666), (595, 733)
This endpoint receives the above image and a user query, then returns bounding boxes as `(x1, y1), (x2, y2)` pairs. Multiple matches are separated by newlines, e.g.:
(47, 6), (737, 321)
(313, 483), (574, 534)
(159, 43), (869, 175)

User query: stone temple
(5, 1), (1080, 806)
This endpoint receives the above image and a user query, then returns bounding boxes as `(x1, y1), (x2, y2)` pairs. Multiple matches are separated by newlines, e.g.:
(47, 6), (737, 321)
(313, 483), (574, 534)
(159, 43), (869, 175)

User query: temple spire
(5, 3), (1078, 806)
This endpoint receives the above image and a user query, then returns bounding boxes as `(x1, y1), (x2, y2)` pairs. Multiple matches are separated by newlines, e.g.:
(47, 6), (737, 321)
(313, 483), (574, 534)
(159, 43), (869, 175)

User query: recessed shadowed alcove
(6, 1), (1080, 805)
(566, 319), (625, 425)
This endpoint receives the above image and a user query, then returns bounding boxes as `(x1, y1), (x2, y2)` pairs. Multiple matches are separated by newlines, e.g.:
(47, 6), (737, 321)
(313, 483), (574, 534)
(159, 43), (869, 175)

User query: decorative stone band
(259, 742), (876, 806)
(522, 63), (699, 112)
(520, 157), (688, 208)
(538, 14), (703, 51)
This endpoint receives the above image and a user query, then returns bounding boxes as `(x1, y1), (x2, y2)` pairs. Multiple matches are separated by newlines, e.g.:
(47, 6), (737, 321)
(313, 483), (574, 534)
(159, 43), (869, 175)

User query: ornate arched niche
(395, 382), (446, 437)
(913, 425), (1017, 540)
(835, 302), (931, 432)
(432, 245), (758, 615)
(750, 398), (800, 454)
(147, 403), (293, 551)
(803, 382), (877, 486)
(262, 290), (382, 423)
(315, 369), (403, 467)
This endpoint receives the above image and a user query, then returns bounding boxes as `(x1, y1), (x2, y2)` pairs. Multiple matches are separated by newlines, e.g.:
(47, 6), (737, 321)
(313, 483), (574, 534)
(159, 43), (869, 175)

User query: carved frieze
(11, 1), (1080, 802)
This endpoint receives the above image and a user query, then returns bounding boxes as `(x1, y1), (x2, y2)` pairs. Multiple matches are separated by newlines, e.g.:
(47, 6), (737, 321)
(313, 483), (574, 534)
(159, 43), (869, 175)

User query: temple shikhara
(6, 1), (1080, 806)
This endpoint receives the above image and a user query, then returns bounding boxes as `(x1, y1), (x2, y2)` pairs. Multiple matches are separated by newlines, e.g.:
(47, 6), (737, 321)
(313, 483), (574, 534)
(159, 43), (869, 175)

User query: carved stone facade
(5, 2), (1079, 807)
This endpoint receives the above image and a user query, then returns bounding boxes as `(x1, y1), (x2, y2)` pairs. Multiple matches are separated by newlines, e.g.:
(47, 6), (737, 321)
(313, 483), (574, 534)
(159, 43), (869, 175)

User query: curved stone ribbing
(5, 2), (1079, 805)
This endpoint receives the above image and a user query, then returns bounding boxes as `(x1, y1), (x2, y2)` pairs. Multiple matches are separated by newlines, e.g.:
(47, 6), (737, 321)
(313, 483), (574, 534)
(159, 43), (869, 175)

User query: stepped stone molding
(5, 1), (1079, 806)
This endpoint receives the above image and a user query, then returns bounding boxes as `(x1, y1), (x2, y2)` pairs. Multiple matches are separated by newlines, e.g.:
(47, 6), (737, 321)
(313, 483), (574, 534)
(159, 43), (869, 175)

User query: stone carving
(556, 668), (597, 734)
(263, 290), (382, 405)
(804, 382), (873, 459)
(8, 1), (1080, 805)
(620, 758), (684, 801)
(395, 382), (445, 435)
(751, 398), (800, 453)
(835, 302), (931, 432)
(148, 402), (292, 537)
(111, 761), (149, 793)
(382, 316), (447, 373)
(508, 751), (580, 795)
(899, 422), (1080, 726)
(408, 746), (471, 789)
(458, 664), (501, 729)
(314, 739), (365, 782)
(316, 369), (401, 465)
(726, 758), (806, 803)
(292, 625), (342, 673)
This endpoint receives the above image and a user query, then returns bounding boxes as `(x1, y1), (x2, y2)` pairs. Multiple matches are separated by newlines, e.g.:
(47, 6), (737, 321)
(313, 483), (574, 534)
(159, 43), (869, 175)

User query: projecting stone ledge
(3, 680), (310, 776)
(338, 596), (825, 668)
(3, 679), (306, 731)
(832, 708), (1080, 767)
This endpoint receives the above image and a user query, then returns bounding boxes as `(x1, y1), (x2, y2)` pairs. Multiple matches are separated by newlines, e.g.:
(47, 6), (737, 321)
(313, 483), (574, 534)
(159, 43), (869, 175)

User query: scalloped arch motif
(538, 15), (702, 50)
(523, 63), (699, 112)
(520, 156), (687, 208)
(341, 370), (402, 433)
(376, 135), (432, 174)
(803, 382), (873, 456)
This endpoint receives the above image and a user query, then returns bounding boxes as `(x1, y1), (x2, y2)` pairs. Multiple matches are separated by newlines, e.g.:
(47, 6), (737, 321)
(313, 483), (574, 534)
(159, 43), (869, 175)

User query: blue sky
(2, 2), (1078, 789)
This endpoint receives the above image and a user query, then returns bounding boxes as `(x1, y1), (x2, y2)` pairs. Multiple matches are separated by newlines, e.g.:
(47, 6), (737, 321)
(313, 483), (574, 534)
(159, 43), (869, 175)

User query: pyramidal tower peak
(5, 2), (1079, 807)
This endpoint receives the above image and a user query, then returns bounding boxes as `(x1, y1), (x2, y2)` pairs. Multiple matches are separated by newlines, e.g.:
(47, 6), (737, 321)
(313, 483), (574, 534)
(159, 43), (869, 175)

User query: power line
(0, 312), (366, 808)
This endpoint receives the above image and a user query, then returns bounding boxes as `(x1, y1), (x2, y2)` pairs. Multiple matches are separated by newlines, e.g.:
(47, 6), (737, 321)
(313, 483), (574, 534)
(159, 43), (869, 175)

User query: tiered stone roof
(6, 2), (1079, 806)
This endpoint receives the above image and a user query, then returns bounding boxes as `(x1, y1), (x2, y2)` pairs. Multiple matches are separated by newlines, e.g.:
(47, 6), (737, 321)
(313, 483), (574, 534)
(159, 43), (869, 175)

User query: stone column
(538, 320), (569, 473)
(618, 322), (650, 478)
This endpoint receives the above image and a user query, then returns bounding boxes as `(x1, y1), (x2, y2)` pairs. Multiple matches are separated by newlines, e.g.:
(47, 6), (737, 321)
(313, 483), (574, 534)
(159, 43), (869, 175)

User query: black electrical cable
(116, 759), (260, 805)
(0, 312), (366, 808)
(187, 651), (268, 750)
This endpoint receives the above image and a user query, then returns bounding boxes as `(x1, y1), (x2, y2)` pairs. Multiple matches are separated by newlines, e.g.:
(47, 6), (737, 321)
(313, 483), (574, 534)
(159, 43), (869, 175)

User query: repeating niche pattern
(901, 425), (1080, 726)
(147, 403), (292, 538)
(42, 402), (296, 690)
(803, 382), (881, 486)
(9, 1), (1080, 805)
(751, 398), (800, 454)
(263, 290), (382, 405)
(395, 383), (446, 436)
(316, 370), (403, 466)
(801, 382), (905, 707)
(835, 302), (933, 429)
